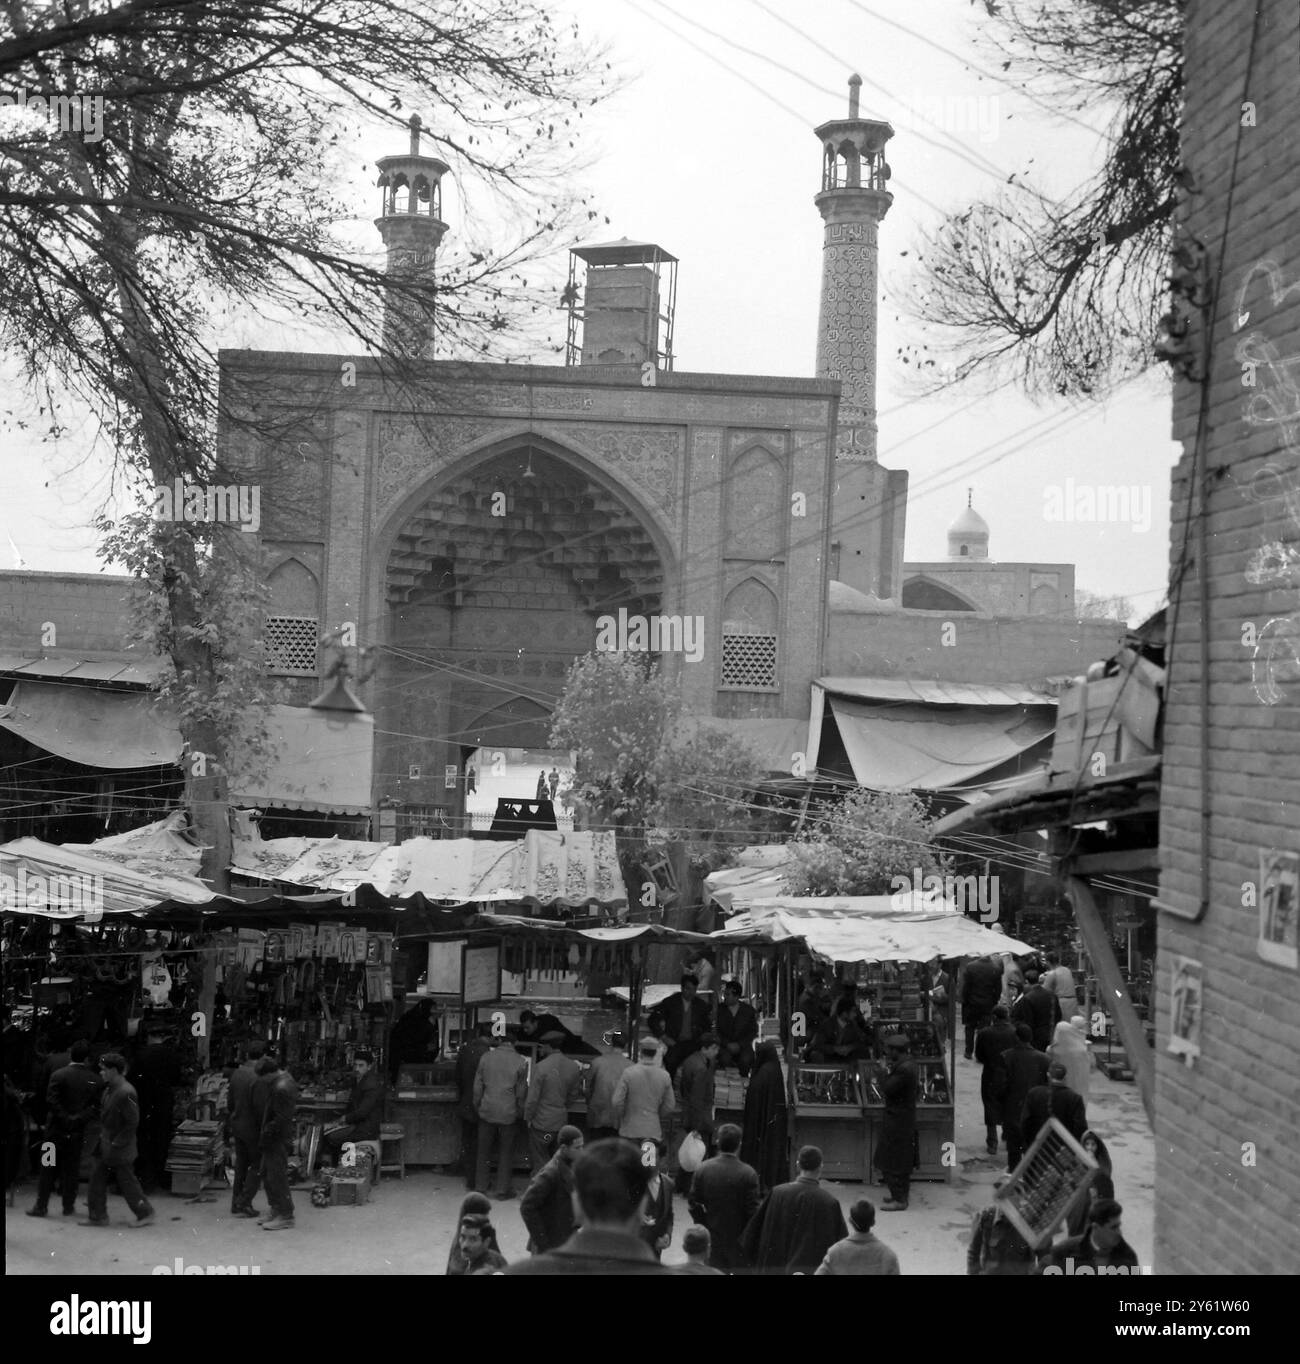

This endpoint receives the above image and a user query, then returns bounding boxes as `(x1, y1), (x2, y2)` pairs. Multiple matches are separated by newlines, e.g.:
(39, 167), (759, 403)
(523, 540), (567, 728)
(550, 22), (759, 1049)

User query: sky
(0, 0), (1178, 617)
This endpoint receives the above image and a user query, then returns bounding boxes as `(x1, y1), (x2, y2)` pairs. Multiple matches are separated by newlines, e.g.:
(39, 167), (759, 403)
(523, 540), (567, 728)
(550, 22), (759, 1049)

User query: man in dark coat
(519, 1125), (583, 1254)
(675, 1034), (719, 1195)
(454, 1026), (492, 1190)
(81, 1053), (154, 1228)
(226, 1040), (265, 1217)
(715, 980), (758, 1076)
(973, 1005), (1018, 1156)
(740, 1041), (788, 1193)
(28, 1040), (103, 1218)
(1021, 1062), (1088, 1149)
(649, 976), (713, 1076)
(688, 1122), (760, 1272)
(998, 1024), (1050, 1171)
(806, 996), (869, 1063)
(505, 1138), (672, 1275)
(254, 1055), (299, 1230)
(874, 1034), (918, 1211)
(960, 953), (1005, 1059)
(740, 1145), (848, 1274)
(130, 1032), (184, 1190)
(794, 972), (830, 1036)
(1011, 969), (1062, 1051)
(1037, 1198), (1139, 1276)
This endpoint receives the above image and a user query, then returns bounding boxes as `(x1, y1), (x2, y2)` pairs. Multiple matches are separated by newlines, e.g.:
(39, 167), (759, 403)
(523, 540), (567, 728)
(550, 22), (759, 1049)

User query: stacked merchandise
(164, 1120), (224, 1195)
(870, 964), (925, 1021)
(713, 1071), (748, 1111)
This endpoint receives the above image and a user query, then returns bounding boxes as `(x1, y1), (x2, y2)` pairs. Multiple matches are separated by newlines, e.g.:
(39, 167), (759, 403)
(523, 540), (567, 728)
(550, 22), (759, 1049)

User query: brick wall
(1155, 0), (1300, 1275)
(0, 570), (143, 654)
(826, 607), (1125, 687)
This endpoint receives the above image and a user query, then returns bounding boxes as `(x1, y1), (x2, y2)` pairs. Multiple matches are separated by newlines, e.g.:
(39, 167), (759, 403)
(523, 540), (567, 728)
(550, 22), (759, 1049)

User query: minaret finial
(409, 112), (422, 156)
(848, 74), (862, 119)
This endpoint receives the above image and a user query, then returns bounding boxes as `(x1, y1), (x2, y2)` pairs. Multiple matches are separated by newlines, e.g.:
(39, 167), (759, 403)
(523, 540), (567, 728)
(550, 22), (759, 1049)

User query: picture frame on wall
(1167, 955), (1204, 1063)
(1257, 849), (1299, 970)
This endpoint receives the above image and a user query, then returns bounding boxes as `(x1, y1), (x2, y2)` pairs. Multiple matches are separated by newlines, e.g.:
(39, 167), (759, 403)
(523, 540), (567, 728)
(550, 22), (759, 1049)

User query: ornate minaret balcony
(814, 75), (894, 461)
(375, 114), (450, 357)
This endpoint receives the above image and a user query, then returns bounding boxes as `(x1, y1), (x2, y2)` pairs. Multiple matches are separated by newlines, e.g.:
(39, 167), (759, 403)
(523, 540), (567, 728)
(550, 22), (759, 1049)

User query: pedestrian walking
(27, 1040), (103, 1219)
(226, 1040), (265, 1218)
(973, 1005), (1018, 1155)
(815, 1199), (901, 1275)
(967, 1175), (1035, 1274)
(960, 954), (1005, 1059)
(674, 1033), (718, 1195)
(583, 1046), (632, 1142)
(874, 1033), (918, 1211)
(740, 1040), (787, 1193)
(636, 1139), (674, 1260)
(1020, 1062), (1088, 1150)
(1066, 1129), (1116, 1238)
(445, 1192), (501, 1273)
(740, 1145), (848, 1275)
(80, 1053), (154, 1229)
(997, 1024), (1050, 1171)
(520, 1125), (584, 1254)
(677, 1225), (725, 1274)
(504, 1139), (672, 1275)
(1050, 1017), (1092, 1101)
(688, 1122), (760, 1272)
(257, 1055), (298, 1231)
(1011, 969), (1063, 1051)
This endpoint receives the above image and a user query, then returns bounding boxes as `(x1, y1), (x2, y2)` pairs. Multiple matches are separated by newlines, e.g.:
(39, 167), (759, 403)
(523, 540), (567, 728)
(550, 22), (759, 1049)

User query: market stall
(711, 893), (1035, 1183)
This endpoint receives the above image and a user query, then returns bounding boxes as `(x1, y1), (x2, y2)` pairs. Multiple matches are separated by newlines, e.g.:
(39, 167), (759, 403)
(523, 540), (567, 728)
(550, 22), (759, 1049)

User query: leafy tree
(907, 0), (1183, 398)
(0, 0), (607, 886)
(549, 651), (768, 908)
(786, 788), (950, 896)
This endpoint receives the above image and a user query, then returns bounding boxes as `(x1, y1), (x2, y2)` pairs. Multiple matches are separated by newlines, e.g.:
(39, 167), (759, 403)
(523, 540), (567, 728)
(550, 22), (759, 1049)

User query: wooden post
(196, 939), (217, 1071)
(627, 950), (643, 1059)
(1065, 873), (1154, 1125)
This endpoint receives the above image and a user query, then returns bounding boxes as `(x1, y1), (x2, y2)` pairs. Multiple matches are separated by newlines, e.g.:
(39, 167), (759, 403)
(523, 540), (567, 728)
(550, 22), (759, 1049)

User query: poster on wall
(1167, 955), (1204, 1064)
(1257, 849), (1299, 970)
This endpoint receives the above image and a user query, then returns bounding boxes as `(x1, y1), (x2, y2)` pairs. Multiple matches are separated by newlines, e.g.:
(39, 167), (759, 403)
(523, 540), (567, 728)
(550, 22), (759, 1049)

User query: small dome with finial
(947, 488), (989, 559)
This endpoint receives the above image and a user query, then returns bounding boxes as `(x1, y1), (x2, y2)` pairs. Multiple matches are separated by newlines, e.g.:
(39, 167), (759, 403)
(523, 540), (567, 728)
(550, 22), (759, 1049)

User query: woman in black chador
(740, 1041), (788, 1193)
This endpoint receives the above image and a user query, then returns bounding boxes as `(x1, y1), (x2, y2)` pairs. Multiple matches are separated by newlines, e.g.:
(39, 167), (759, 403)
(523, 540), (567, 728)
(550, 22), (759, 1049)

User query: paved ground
(5, 1055), (1154, 1275)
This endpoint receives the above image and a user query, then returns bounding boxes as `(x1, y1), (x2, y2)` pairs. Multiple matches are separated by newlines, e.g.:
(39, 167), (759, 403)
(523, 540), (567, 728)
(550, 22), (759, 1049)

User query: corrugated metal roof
(0, 652), (170, 686)
(816, 677), (1057, 707)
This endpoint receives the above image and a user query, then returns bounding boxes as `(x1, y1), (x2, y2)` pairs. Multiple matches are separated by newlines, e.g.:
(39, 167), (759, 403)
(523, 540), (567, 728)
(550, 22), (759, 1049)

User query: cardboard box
(329, 1177), (371, 1206)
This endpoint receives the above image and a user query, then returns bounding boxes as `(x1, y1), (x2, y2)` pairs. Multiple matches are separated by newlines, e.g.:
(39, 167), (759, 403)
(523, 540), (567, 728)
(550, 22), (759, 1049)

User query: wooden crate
(329, 1177), (371, 1206)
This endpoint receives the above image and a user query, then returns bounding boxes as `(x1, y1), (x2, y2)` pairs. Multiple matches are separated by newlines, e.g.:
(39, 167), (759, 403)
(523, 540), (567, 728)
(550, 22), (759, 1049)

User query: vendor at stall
(648, 976), (712, 1077)
(321, 1050), (385, 1164)
(387, 997), (440, 1084)
(806, 996), (869, 1064)
(516, 1010), (578, 1052)
(715, 980), (758, 1076)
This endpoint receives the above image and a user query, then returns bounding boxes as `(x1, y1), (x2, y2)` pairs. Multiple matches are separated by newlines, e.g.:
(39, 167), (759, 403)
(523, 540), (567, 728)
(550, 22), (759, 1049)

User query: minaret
(375, 114), (450, 357)
(814, 75), (894, 460)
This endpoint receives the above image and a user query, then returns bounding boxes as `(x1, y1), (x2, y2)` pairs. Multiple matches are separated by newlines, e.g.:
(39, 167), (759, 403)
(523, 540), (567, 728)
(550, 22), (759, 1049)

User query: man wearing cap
(815, 1199), (901, 1275)
(1020, 1061), (1088, 1150)
(611, 1037), (676, 1142)
(321, 1049), (385, 1165)
(960, 954), (1005, 1060)
(519, 1125), (584, 1254)
(715, 979), (758, 1075)
(967, 1176), (1035, 1274)
(874, 1034), (918, 1212)
(524, 1033), (582, 1175)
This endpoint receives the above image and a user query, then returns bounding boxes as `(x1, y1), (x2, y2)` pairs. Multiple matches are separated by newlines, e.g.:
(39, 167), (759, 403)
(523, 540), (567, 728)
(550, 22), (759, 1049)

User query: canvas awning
(232, 828), (626, 907)
(817, 695), (1055, 794)
(0, 679), (373, 815)
(710, 895), (1035, 964)
(0, 837), (221, 918)
(0, 680), (184, 768)
(702, 844), (796, 910)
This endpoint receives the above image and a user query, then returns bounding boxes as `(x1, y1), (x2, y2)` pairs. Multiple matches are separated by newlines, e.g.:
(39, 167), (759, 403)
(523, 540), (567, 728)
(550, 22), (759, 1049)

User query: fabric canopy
(711, 895), (1035, 964)
(0, 837), (222, 918)
(0, 679), (374, 814)
(823, 696), (1055, 794)
(232, 827), (625, 907)
(0, 681), (183, 768)
(703, 844), (796, 910)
